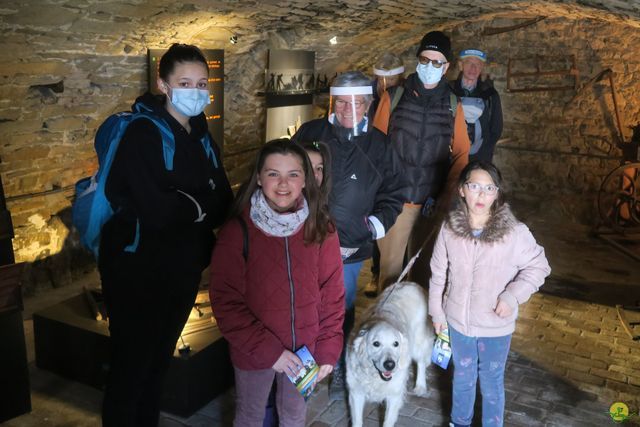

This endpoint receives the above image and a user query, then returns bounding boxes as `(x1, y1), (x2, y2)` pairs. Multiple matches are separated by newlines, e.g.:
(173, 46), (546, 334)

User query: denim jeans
(342, 261), (363, 309)
(449, 326), (512, 427)
(336, 261), (363, 372)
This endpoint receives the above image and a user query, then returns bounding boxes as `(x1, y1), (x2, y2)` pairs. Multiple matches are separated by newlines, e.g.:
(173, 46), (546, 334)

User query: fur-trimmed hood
(446, 202), (519, 244)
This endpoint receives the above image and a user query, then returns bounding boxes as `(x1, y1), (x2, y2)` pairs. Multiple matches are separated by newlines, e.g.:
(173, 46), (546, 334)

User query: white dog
(346, 282), (434, 427)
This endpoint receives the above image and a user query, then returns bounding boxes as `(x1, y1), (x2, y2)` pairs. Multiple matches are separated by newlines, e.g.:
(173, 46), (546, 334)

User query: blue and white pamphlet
(286, 345), (319, 401)
(431, 328), (452, 369)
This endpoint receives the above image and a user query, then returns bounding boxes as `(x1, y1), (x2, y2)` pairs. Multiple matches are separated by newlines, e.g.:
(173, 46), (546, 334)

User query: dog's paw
(412, 385), (428, 397)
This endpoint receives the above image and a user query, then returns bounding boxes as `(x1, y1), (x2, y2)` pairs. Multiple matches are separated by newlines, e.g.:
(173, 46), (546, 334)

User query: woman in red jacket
(209, 139), (345, 426)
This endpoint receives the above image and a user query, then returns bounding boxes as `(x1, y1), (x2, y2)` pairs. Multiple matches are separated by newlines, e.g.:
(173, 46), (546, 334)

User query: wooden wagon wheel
(616, 305), (640, 341)
(597, 162), (640, 234)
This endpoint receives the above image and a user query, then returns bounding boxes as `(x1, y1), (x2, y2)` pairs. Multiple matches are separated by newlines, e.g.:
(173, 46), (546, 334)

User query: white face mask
(168, 87), (210, 117)
(416, 62), (444, 85)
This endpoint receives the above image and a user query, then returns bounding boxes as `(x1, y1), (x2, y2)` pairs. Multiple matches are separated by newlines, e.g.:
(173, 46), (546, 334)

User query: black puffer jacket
(101, 92), (233, 274)
(388, 74), (456, 204)
(292, 119), (406, 263)
(451, 76), (503, 162)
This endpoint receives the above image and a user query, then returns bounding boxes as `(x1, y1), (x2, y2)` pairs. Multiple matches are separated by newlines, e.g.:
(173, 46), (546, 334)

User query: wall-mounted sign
(148, 49), (225, 151)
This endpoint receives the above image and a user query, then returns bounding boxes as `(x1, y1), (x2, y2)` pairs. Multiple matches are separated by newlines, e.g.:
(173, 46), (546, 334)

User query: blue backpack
(72, 101), (219, 258)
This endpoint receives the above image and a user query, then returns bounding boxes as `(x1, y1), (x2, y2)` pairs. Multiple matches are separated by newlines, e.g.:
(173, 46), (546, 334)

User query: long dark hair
(159, 43), (208, 80)
(456, 160), (506, 213)
(298, 140), (332, 211)
(230, 139), (333, 244)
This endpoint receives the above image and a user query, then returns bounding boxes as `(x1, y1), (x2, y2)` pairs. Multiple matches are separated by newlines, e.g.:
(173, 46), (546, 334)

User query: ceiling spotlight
(329, 36), (337, 45)
(229, 35), (238, 44)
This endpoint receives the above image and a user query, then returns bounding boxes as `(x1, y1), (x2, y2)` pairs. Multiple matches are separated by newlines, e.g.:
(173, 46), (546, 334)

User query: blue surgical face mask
(416, 62), (444, 85)
(168, 87), (210, 117)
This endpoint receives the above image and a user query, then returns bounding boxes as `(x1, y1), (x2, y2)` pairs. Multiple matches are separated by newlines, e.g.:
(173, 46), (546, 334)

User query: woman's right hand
(272, 350), (303, 377)
(433, 322), (446, 335)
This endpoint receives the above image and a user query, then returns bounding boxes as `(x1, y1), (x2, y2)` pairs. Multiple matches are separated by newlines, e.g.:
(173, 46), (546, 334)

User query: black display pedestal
(33, 294), (233, 417)
(0, 308), (31, 422)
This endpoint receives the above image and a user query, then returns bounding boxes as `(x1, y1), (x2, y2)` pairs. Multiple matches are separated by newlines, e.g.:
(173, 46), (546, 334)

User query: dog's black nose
(383, 360), (395, 371)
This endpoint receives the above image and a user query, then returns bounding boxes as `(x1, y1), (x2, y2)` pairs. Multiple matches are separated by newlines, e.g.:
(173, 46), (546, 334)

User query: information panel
(265, 49), (315, 142)
(148, 49), (224, 151)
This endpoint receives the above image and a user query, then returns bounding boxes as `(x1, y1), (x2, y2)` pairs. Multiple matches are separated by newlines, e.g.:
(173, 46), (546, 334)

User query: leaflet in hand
(431, 328), (452, 369)
(286, 345), (319, 401)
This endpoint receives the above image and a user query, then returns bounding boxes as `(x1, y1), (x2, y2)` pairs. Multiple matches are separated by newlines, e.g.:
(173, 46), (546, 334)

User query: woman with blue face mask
(99, 43), (233, 427)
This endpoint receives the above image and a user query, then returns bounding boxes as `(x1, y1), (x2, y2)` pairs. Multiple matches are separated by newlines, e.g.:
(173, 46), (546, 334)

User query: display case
(33, 291), (233, 417)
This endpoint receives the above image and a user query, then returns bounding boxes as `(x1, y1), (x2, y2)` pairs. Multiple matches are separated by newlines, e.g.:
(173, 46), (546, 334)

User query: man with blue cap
(452, 48), (503, 162)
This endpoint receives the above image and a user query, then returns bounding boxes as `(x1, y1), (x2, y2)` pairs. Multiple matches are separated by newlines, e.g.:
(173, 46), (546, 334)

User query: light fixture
(329, 36), (337, 45)
(229, 34), (238, 44)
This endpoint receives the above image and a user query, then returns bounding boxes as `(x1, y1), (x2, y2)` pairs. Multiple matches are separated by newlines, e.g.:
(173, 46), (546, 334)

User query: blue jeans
(449, 326), (512, 427)
(342, 261), (363, 309)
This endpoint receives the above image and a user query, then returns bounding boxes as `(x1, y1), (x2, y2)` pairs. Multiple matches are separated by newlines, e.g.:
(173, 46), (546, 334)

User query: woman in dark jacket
(99, 43), (233, 426)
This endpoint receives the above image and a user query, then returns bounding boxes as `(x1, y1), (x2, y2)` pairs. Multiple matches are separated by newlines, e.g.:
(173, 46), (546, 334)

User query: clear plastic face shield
(373, 66), (404, 96)
(328, 85), (373, 137)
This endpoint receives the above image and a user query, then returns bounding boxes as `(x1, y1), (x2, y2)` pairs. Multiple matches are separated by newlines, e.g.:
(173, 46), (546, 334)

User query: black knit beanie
(416, 31), (451, 60)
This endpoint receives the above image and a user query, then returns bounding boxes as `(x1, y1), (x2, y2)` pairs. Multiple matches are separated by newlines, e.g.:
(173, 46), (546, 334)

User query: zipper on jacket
(467, 239), (478, 336)
(284, 236), (296, 351)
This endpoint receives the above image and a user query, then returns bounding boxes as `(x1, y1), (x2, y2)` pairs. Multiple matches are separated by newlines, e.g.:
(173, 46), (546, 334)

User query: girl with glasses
(428, 161), (551, 427)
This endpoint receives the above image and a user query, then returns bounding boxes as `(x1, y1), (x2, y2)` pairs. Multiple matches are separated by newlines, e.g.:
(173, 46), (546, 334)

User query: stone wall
(1, 1), (639, 292)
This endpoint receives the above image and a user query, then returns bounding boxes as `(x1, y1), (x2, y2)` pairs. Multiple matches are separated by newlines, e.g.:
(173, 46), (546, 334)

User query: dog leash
(377, 213), (444, 306)
(357, 247), (429, 335)
(377, 248), (422, 306)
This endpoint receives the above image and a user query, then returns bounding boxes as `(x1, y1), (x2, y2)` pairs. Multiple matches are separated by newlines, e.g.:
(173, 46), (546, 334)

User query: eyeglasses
(334, 99), (366, 109)
(464, 182), (499, 195)
(418, 56), (448, 68)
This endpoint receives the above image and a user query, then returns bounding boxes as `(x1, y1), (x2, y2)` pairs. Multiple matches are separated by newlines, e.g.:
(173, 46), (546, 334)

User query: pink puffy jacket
(428, 203), (551, 337)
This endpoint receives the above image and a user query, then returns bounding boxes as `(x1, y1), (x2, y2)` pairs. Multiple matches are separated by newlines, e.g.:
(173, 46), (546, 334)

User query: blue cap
(459, 49), (487, 62)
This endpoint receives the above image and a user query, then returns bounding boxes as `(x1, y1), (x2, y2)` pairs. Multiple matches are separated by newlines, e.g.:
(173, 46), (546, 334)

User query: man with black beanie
(373, 30), (470, 291)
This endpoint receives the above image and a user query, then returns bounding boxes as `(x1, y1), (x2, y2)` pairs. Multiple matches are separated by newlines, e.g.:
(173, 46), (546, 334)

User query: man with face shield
(291, 71), (407, 399)
(451, 48), (503, 162)
(325, 77), (374, 140)
(372, 31), (470, 293)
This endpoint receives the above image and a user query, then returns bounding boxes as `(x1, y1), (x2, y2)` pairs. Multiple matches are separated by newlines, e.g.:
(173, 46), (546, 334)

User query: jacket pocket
(444, 298), (466, 328)
(471, 305), (518, 330)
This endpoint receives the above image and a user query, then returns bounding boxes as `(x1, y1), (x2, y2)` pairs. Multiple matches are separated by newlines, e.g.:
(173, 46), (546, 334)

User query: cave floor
(5, 199), (640, 427)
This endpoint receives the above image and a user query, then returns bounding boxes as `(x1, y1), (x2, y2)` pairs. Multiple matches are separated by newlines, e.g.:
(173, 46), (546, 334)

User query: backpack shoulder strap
(450, 92), (458, 117)
(237, 216), (249, 261)
(200, 133), (220, 168)
(131, 103), (176, 171)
